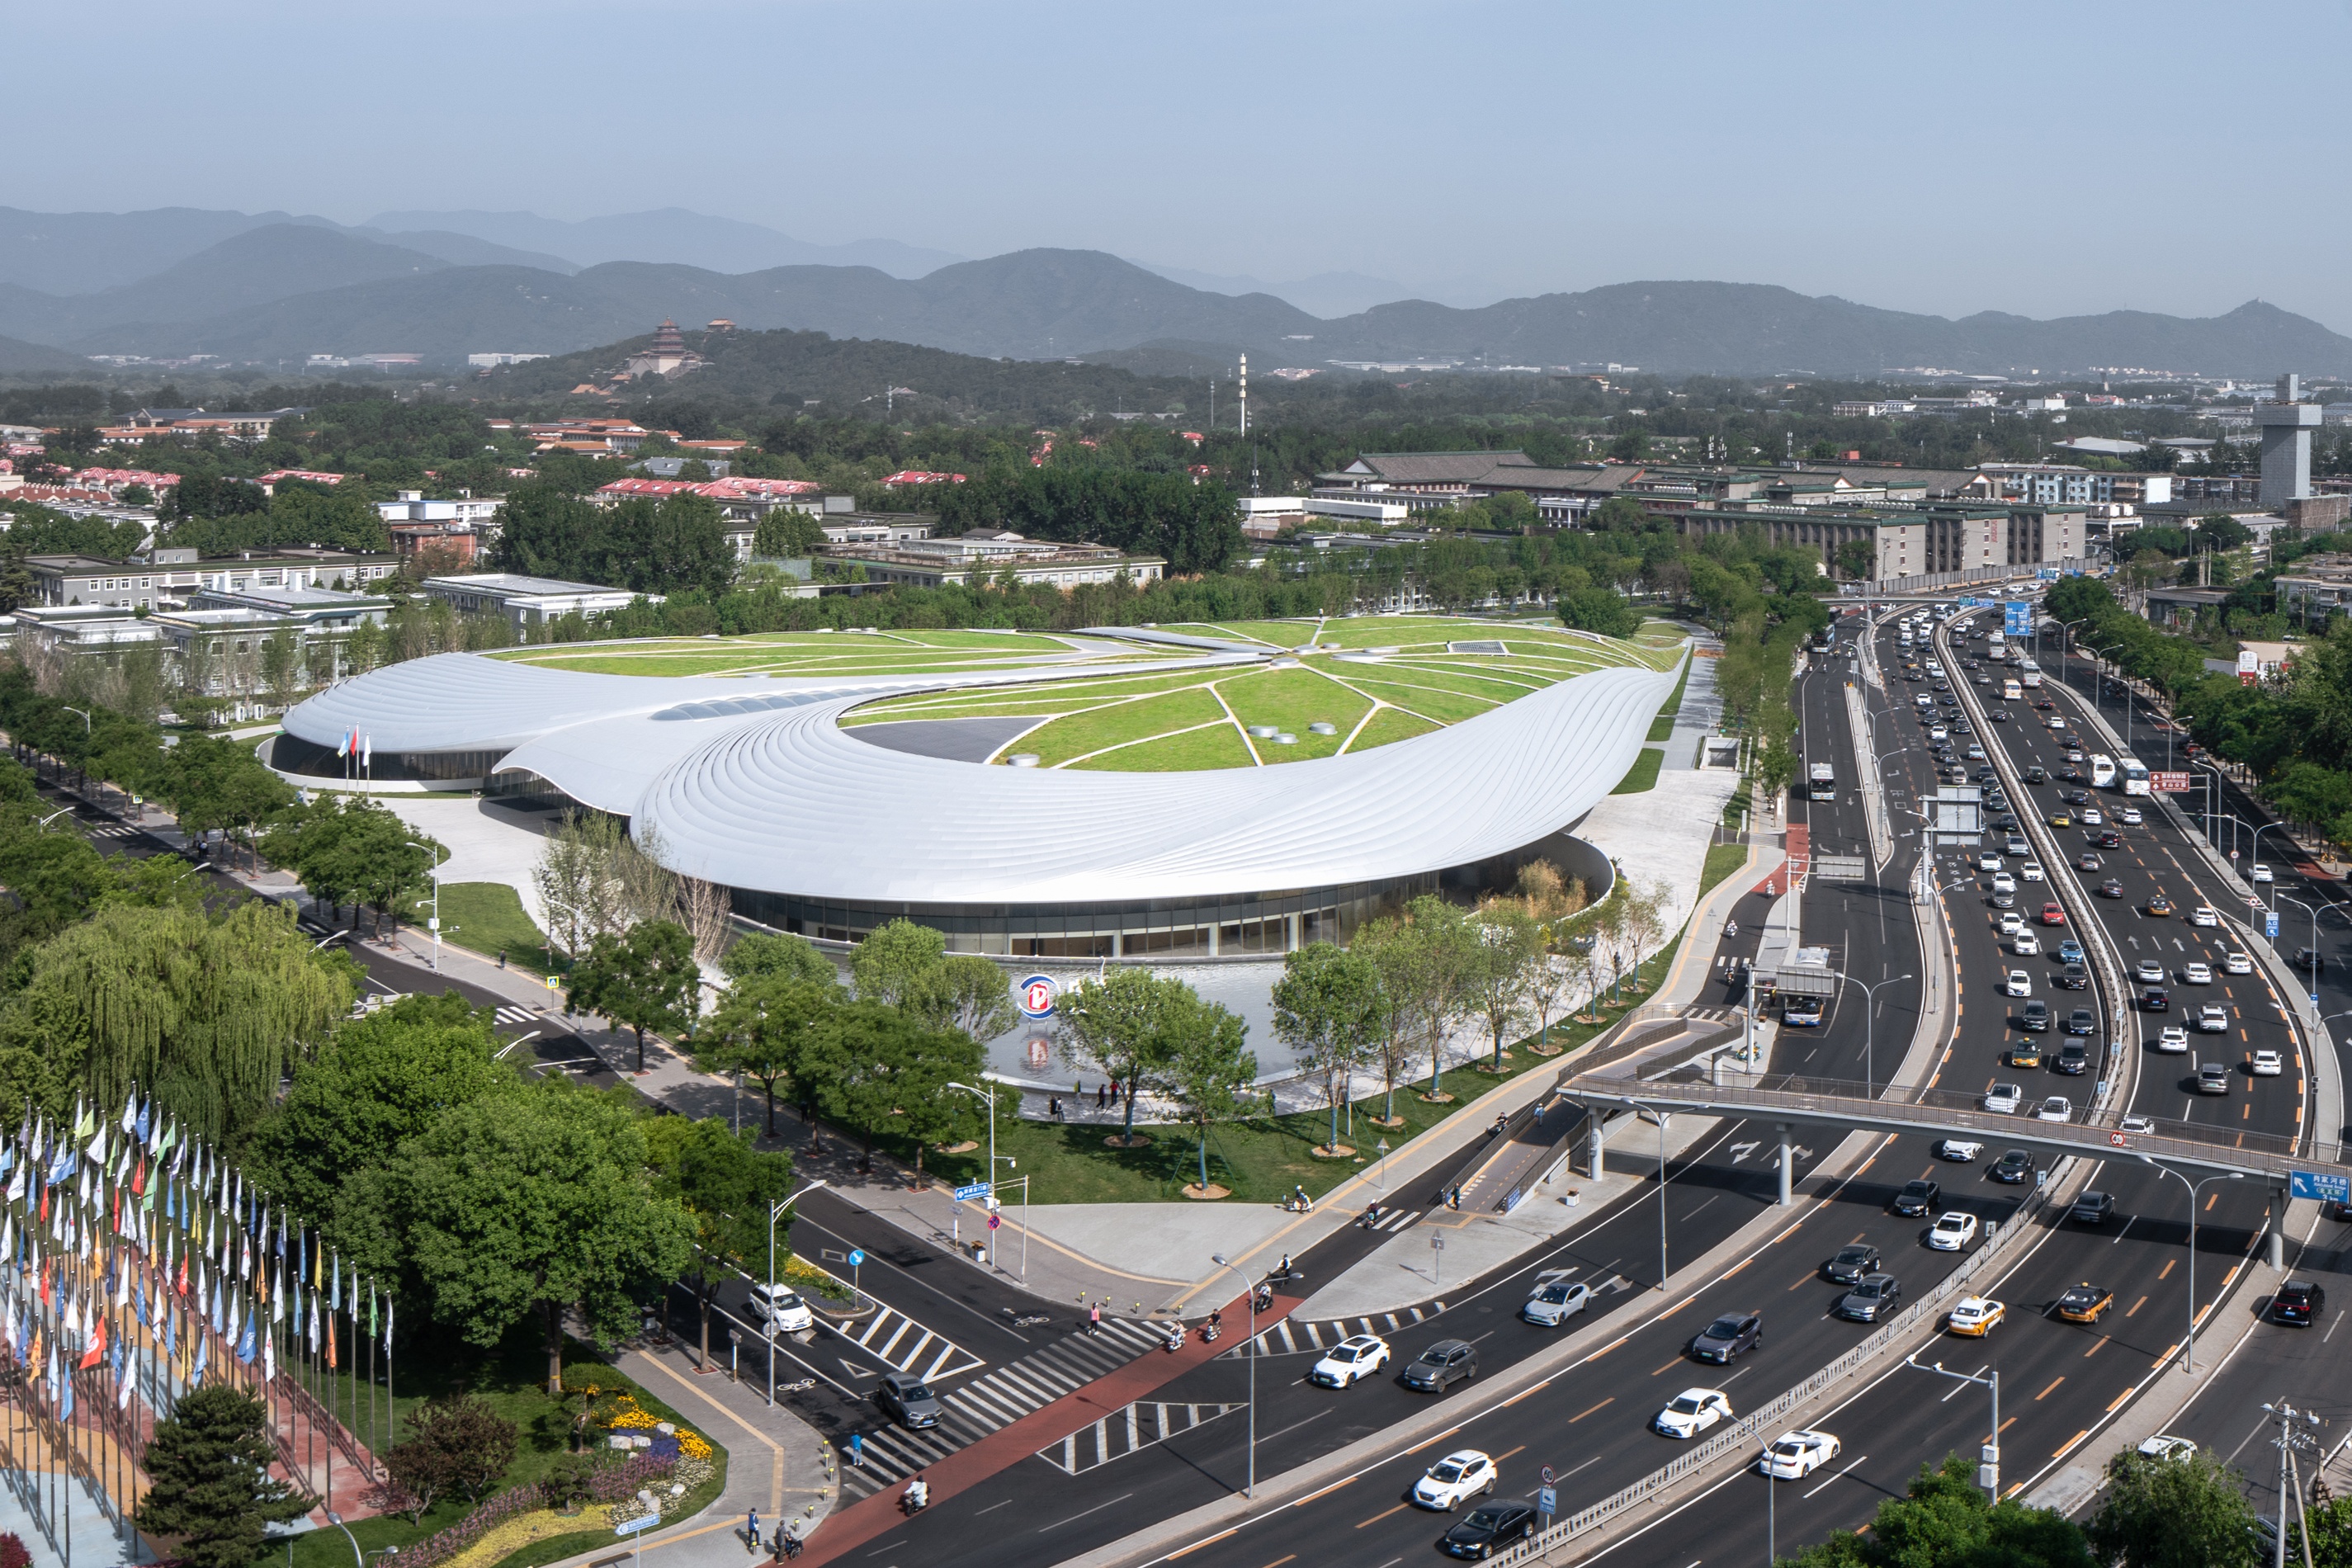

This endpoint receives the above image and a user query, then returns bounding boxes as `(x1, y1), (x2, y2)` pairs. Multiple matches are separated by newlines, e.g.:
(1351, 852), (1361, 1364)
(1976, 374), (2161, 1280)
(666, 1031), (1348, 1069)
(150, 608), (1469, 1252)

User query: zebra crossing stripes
(1037, 1400), (1244, 1475)
(1365, 1205), (1424, 1234)
(492, 1005), (538, 1026)
(830, 1302), (984, 1385)
(85, 824), (142, 839)
(837, 1317), (1164, 1499)
(1233, 1301), (1450, 1358)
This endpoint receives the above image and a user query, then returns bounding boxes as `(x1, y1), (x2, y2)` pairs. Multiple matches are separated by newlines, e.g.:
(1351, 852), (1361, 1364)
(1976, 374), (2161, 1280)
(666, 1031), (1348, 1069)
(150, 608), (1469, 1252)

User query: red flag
(37, 1262), (50, 1309)
(78, 1317), (104, 1371)
(175, 1252), (188, 1296)
(131, 1157), (145, 1197)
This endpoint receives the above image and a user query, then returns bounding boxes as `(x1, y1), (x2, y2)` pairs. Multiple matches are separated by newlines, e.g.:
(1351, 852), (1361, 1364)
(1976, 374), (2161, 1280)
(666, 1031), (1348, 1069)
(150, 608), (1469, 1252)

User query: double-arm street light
(2139, 1161), (2242, 1372)
(944, 1081), (1018, 1266)
(1828, 971), (1915, 1098)
(765, 1178), (829, 1407)
(1208, 1254), (1258, 1498)
(405, 839), (446, 970)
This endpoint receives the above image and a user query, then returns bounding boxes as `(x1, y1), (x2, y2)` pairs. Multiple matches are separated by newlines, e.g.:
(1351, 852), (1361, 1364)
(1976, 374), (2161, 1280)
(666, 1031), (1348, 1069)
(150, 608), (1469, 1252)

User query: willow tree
(0, 900), (355, 1139)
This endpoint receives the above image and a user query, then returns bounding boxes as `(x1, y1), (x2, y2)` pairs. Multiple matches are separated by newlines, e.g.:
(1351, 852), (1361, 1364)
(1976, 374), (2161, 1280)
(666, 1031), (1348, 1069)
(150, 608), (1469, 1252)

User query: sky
(17, 0), (2352, 328)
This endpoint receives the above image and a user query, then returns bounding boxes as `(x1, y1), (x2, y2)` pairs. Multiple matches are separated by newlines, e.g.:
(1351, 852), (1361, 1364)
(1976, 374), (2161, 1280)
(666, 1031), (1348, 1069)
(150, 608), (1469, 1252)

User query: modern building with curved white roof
(280, 628), (1680, 961)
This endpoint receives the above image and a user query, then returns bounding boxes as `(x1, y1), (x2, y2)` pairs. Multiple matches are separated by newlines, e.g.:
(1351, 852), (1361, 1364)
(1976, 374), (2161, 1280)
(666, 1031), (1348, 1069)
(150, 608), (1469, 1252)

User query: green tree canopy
(1056, 967), (1197, 1146)
(133, 1386), (315, 1568)
(2085, 1448), (2260, 1568)
(568, 919), (700, 1072)
(643, 1114), (794, 1366)
(697, 971), (842, 1136)
(1272, 942), (1386, 1154)
(798, 1000), (983, 1179)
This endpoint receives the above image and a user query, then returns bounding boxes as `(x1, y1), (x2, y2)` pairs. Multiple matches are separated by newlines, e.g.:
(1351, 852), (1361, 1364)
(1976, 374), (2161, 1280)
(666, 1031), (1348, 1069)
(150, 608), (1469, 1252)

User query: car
(1655, 1388), (1734, 1438)
(1520, 1282), (1591, 1329)
(2061, 963), (2090, 990)
(2006, 836), (2031, 856)
(876, 1372), (943, 1429)
(2065, 747), (2085, 763)
(1414, 1450), (1498, 1510)
(2008, 1040), (2044, 1068)
(1400, 1339), (1479, 1393)
(1991, 709), (2010, 722)
(2050, 717), (2069, 732)
(2251, 1048), (2284, 1077)
(1690, 1312), (1763, 1364)
(2251, 862), (2274, 884)
(1947, 1296), (2005, 1337)
(2120, 1115), (2157, 1136)
(2062, 1004), (2095, 1035)
(1759, 1430), (1844, 1480)
(2057, 937), (2085, 964)
(1928, 1212), (1980, 1251)
(2013, 932), (2041, 956)
(2196, 1060), (2232, 1095)
(2195, 1004), (2229, 1033)
(2034, 698), (2056, 711)
(2147, 892), (2175, 916)
(2024, 765), (2048, 784)
(2057, 1043), (2091, 1077)
(2120, 807), (2143, 825)
(2274, 1280), (2325, 1327)
(2077, 852), (2103, 871)
(1929, 725), (1949, 741)
(2080, 807), (2104, 826)
(2056, 1283), (2114, 1323)
(2153, 1026), (2190, 1053)
(2095, 829), (2123, 848)
(2099, 878), (2126, 898)
(2134, 958), (2166, 984)
(2294, 948), (2327, 973)
(1441, 1501), (1537, 1558)
(1967, 745), (1986, 760)
(1999, 910), (2025, 937)
(2019, 999), (2050, 1032)
(2223, 951), (2255, 975)
(2071, 1190), (2116, 1225)
(2182, 961), (2213, 985)
(1892, 1178), (1942, 1216)
(2041, 902), (2066, 925)
(1991, 871), (2018, 896)
(2047, 811), (2072, 829)
(748, 1282), (815, 1336)
(1836, 1274), (1902, 1322)
(1983, 1083), (2024, 1113)
(2141, 985), (2170, 1012)
(2005, 969), (2031, 997)
(2066, 789), (2090, 806)
(2037, 1095), (2073, 1123)
(1991, 1149), (2035, 1183)
(1824, 1243), (1882, 1283)
(1311, 1333), (1393, 1385)
(2137, 1435), (2199, 1461)
(1978, 852), (2003, 872)
(2190, 905), (2219, 928)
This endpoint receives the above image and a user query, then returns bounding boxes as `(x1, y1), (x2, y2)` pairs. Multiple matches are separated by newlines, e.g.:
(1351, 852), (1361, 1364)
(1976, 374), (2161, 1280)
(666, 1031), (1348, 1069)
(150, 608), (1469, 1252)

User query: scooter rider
(903, 1474), (929, 1513)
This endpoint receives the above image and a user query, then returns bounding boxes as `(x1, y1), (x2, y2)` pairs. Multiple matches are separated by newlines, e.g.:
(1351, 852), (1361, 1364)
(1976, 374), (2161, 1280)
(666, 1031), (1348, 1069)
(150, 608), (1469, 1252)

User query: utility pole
(2266, 1400), (2321, 1568)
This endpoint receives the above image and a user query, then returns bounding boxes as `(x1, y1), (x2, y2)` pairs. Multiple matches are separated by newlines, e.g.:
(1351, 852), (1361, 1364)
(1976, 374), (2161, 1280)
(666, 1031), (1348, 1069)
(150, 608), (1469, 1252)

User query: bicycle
(777, 1377), (816, 1394)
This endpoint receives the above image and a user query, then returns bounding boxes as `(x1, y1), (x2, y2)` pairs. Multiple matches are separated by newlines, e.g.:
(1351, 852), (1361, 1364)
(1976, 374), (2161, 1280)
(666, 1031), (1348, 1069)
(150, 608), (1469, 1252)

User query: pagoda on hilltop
(625, 319), (703, 379)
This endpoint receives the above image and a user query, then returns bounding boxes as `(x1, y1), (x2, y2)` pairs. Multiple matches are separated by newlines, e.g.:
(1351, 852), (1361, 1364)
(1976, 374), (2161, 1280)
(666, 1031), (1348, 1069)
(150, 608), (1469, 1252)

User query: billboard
(2238, 649), (2260, 687)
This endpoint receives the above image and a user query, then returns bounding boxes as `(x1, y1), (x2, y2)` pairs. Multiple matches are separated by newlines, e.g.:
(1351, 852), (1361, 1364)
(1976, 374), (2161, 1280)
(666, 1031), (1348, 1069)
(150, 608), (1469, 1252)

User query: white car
(2251, 863), (2274, 884)
(1982, 1083), (2024, 1113)
(2066, 749), (2085, 764)
(2133, 958), (2166, 984)
(1979, 852), (2003, 872)
(2252, 1049), (2284, 1077)
(2120, 807), (2144, 825)
(2120, 1115), (2157, 1136)
(1520, 1281), (1592, 1327)
(1935, 1139), (1983, 1161)
(2049, 717), (2069, 731)
(2196, 1004), (2229, 1033)
(1946, 1296), (2004, 1336)
(2038, 1096), (2073, 1123)
(1928, 1212), (1981, 1251)
(1929, 725), (1949, 741)
(1991, 872), (2018, 896)
(1413, 1449), (1496, 1510)
(1999, 911), (2025, 937)
(2081, 807), (2104, 826)
(2182, 962), (2213, 985)
(747, 1283), (815, 1335)
(2020, 862), (2046, 882)
(2005, 969), (2032, 997)
(2190, 905), (2219, 927)
(2153, 1027), (2190, 1054)
(1655, 1389), (1734, 1439)
(2013, 933), (2042, 956)
(2223, 951), (2255, 975)
(2138, 1435), (2199, 1461)
(1309, 1333), (1391, 1386)
(1759, 1430), (1842, 1480)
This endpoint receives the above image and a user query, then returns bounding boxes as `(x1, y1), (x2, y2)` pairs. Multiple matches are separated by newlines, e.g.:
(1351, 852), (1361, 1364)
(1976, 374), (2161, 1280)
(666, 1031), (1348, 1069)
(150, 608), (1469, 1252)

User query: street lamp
(1630, 1100), (1671, 1290)
(404, 840), (445, 970)
(2277, 893), (2324, 1007)
(764, 1178), (829, 1408)
(1756, 1433), (1776, 1563)
(2138, 1161), (2242, 1372)
(1209, 1254), (1258, 1499)
(311, 928), (352, 952)
(1903, 1356), (2000, 1500)
(33, 805), (73, 833)
(320, 1512), (397, 1568)
(1827, 971), (1915, 1098)
(944, 1081), (1008, 1264)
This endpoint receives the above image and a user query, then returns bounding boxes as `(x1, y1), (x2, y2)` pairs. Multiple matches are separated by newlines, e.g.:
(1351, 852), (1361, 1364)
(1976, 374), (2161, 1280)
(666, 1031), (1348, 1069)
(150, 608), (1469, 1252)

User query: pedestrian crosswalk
(836, 1317), (1163, 1499)
(1036, 1400), (1244, 1476)
(492, 1005), (538, 1026)
(85, 824), (142, 839)
(828, 1303), (983, 1386)
(1230, 1302), (1450, 1358)
(1363, 1205), (1424, 1234)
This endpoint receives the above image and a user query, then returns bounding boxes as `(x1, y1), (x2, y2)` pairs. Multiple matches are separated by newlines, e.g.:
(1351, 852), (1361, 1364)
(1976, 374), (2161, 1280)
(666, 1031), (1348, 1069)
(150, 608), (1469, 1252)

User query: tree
(384, 1396), (518, 1522)
(1466, 904), (1543, 1070)
(1785, 1453), (2091, 1568)
(1159, 987), (1256, 1193)
(2085, 1448), (2261, 1568)
(753, 509), (826, 559)
(133, 1386), (315, 1568)
(720, 932), (838, 986)
(2292, 1490), (2352, 1568)
(1835, 537), (1877, 580)
(1556, 585), (1641, 639)
(851, 919), (952, 1014)
(1272, 942), (1387, 1155)
(1399, 895), (1481, 1101)
(1349, 916), (1424, 1124)
(358, 1076), (694, 1395)
(1056, 967), (1191, 1146)
(941, 955), (1019, 1041)
(643, 1115), (794, 1369)
(568, 919), (700, 1072)
(697, 972), (840, 1137)
(797, 1001), (982, 1181)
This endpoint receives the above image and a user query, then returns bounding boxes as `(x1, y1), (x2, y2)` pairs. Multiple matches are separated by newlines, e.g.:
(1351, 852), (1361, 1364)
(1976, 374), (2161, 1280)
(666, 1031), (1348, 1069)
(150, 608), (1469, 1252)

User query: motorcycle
(1161, 1324), (1186, 1353)
(900, 1482), (928, 1515)
(1200, 1318), (1221, 1344)
(1253, 1287), (1274, 1314)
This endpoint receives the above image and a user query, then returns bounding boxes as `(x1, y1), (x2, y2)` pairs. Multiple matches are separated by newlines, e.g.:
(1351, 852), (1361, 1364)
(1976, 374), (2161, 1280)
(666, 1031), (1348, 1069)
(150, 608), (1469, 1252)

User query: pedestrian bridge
(1561, 1068), (2333, 1187)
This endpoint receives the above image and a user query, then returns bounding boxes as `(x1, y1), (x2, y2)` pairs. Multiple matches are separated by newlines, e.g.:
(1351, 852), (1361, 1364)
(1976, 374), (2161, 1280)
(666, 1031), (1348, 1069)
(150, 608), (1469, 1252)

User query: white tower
(2258, 371), (2319, 505)
(1239, 354), (1247, 437)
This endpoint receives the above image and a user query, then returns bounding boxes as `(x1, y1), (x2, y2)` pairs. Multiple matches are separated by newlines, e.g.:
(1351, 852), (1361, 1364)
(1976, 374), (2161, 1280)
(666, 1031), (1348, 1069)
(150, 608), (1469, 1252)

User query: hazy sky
(18, 0), (2352, 326)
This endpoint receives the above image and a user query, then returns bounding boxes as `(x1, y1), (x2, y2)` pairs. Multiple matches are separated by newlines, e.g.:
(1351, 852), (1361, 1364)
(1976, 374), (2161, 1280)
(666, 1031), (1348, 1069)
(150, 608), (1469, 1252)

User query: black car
(2066, 790), (2090, 805)
(2275, 1280), (2325, 1326)
(1835, 1273), (1902, 1322)
(1690, 1311), (1762, 1364)
(2071, 1190), (2115, 1224)
(876, 1372), (942, 1429)
(2024, 765), (2048, 784)
(2063, 1008), (2095, 1037)
(2061, 963), (2090, 989)
(2019, 999), (2050, 1032)
(1442, 1502), (1537, 1559)
(2056, 1042), (2090, 1074)
(2095, 829), (2123, 848)
(1991, 1150), (2034, 1184)
(2294, 949), (2327, 973)
(1991, 709), (2010, 722)
(1893, 1178), (1942, 1217)
(1824, 1244), (1881, 1284)
(1400, 1339), (1479, 1393)
(2099, 878), (2126, 898)
(2141, 986), (2170, 1012)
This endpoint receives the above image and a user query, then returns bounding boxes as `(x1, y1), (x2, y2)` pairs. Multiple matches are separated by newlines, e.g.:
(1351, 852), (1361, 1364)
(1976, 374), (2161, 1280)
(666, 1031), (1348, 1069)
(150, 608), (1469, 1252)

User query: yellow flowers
(678, 1432), (712, 1460)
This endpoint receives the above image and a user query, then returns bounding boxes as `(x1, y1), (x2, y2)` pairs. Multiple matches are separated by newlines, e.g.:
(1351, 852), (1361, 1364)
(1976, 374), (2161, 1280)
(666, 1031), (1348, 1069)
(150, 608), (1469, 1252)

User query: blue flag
(135, 1100), (149, 1144)
(236, 1313), (256, 1366)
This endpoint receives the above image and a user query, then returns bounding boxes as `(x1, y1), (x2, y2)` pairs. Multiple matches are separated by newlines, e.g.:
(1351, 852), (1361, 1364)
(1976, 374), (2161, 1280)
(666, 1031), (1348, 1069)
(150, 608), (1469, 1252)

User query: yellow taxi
(2147, 892), (2175, 917)
(1947, 1296), (2005, 1337)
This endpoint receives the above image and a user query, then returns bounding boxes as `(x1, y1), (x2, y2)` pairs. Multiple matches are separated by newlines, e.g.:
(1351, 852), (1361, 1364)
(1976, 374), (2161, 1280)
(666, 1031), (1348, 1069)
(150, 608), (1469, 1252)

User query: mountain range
(0, 205), (2348, 379)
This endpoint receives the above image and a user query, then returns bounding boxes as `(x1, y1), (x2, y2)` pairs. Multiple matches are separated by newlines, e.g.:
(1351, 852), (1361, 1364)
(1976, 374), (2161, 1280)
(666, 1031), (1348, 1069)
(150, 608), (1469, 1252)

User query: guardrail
(1498, 1183), (2054, 1563)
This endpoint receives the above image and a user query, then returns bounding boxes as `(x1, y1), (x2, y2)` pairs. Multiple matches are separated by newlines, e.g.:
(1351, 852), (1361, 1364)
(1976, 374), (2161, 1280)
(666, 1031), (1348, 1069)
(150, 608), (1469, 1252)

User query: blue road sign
(615, 1514), (659, 1537)
(2266, 910), (2282, 939)
(2005, 601), (2032, 636)
(846, 1249), (865, 1268)
(952, 1183), (993, 1202)
(2291, 1170), (2351, 1204)
(1538, 1486), (1558, 1515)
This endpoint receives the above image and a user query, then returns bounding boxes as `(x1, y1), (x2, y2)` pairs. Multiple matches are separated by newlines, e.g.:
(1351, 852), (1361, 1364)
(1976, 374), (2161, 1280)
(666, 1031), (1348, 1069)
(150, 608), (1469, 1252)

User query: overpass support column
(1776, 1124), (1793, 1207)
(2269, 1186), (2288, 1268)
(1586, 1113), (1606, 1181)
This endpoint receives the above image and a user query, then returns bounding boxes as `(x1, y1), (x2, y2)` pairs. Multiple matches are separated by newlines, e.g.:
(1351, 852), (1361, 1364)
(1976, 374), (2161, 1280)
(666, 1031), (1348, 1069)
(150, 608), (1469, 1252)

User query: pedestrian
(1089, 1302), (1102, 1335)
(848, 1432), (863, 1468)
(1097, 1082), (1107, 1111)
(747, 1509), (762, 1551)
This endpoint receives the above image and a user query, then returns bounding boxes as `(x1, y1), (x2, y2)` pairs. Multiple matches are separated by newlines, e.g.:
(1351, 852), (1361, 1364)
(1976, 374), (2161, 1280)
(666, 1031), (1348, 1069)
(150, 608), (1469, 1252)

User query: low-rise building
(2274, 559), (2352, 626)
(819, 530), (1163, 590)
(419, 572), (645, 628)
(23, 547), (399, 611)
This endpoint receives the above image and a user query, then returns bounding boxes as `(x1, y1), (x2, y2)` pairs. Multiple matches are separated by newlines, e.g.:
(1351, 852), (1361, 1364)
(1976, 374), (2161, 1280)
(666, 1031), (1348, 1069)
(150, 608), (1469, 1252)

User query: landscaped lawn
(1610, 747), (1665, 794)
(1074, 723), (1254, 771)
(1700, 839), (1754, 898)
(1021, 687), (1226, 765)
(404, 881), (559, 976)
(1646, 661), (1693, 742)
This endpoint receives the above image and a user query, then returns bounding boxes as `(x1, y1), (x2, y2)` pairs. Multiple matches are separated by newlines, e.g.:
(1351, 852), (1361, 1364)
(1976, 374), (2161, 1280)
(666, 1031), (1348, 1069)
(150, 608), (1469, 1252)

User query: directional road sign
(2291, 1170), (2352, 1204)
(1538, 1486), (1558, 1515)
(952, 1183), (994, 1202)
(846, 1249), (865, 1268)
(2151, 771), (2193, 793)
(615, 1514), (659, 1537)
